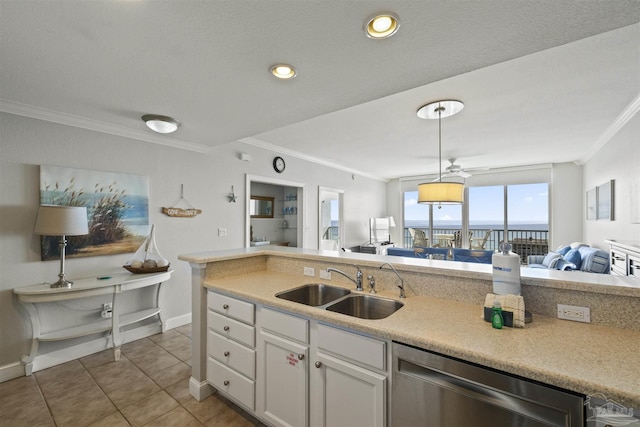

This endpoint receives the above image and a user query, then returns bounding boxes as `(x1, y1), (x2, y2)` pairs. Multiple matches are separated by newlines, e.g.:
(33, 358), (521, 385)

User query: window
(404, 182), (549, 257)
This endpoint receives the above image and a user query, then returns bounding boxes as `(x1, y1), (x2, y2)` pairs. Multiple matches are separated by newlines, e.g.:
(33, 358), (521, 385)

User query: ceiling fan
(443, 158), (472, 178)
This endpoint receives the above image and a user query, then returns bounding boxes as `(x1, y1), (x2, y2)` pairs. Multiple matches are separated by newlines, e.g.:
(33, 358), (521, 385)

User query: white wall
(0, 112), (386, 371)
(583, 113), (640, 248)
(550, 162), (583, 249)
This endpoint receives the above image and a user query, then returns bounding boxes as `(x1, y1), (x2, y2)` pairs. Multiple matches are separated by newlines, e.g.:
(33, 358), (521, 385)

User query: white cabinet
(312, 324), (387, 427)
(257, 307), (309, 427)
(607, 240), (640, 278)
(206, 291), (256, 410)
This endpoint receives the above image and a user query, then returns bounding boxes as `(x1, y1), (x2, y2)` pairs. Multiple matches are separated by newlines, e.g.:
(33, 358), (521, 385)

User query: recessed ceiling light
(364, 13), (400, 39)
(270, 64), (297, 80)
(141, 114), (181, 134)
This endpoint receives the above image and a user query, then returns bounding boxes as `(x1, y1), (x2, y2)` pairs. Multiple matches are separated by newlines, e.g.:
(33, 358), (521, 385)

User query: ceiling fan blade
(457, 170), (472, 178)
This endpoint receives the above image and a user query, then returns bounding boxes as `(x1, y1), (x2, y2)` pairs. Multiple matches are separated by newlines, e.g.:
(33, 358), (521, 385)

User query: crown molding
(239, 137), (389, 182)
(577, 92), (640, 165)
(0, 99), (211, 154)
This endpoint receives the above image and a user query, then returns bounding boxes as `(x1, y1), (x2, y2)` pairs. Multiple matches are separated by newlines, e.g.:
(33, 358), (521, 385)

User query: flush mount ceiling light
(141, 114), (181, 134)
(417, 100), (465, 205)
(270, 64), (297, 80)
(364, 13), (400, 39)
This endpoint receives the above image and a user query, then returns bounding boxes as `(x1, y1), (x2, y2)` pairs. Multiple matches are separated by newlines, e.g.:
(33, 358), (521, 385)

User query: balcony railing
(403, 227), (549, 264)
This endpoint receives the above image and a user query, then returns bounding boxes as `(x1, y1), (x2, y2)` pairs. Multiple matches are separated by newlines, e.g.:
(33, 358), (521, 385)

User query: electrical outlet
(319, 270), (331, 280)
(304, 267), (315, 277)
(218, 228), (227, 237)
(557, 304), (591, 323)
(103, 302), (112, 311)
(101, 302), (113, 319)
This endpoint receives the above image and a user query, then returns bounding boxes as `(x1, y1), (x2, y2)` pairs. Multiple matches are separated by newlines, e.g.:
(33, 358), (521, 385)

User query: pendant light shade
(418, 181), (464, 204)
(416, 100), (465, 204)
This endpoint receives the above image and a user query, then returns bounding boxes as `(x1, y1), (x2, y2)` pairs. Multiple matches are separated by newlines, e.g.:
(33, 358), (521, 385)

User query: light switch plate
(218, 228), (227, 237)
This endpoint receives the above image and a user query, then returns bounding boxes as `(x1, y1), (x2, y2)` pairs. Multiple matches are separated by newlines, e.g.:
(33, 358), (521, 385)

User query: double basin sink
(275, 283), (403, 320)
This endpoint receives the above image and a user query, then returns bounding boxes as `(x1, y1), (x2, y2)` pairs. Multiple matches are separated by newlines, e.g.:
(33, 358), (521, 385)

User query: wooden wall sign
(162, 184), (202, 217)
(161, 207), (202, 217)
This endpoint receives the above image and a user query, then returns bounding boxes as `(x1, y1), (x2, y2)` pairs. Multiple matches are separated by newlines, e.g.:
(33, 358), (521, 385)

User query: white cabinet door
(257, 329), (309, 427)
(312, 352), (386, 427)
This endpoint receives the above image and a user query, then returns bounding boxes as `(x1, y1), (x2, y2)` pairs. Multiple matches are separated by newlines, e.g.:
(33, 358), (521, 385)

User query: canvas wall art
(596, 180), (614, 221)
(586, 188), (597, 221)
(39, 165), (150, 260)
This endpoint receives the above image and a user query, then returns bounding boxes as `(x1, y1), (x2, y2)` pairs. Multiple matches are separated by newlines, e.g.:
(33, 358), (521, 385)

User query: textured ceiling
(1, 1), (639, 180)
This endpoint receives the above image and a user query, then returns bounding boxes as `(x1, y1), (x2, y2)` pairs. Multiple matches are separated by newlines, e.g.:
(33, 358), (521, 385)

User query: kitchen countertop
(203, 269), (640, 409)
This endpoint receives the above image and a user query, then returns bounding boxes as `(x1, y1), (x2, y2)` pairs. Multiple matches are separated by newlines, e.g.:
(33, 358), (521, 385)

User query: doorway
(318, 186), (344, 251)
(246, 174), (306, 248)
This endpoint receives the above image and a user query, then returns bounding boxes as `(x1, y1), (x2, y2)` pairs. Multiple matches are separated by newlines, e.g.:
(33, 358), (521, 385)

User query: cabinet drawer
(208, 330), (256, 379)
(208, 291), (255, 324)
(208, 357), (255, 410)
(208, 310), (255, 347)
(258, 307), (308, 343)
(318, 324), (386, 371)
(611, 264), (626, 276)
(629, 254), (639, 277)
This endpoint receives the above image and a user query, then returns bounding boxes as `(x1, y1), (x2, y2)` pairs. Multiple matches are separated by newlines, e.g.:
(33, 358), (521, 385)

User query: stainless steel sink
(326, 295), (403, 320)
(276, 283), (351, 306)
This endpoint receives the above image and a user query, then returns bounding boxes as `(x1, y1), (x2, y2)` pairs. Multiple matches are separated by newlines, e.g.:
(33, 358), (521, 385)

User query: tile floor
(0, 324), (264, 427)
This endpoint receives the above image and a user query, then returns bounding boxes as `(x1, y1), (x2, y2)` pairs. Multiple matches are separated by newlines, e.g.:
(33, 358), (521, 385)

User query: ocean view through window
(404, 183), (549, 261)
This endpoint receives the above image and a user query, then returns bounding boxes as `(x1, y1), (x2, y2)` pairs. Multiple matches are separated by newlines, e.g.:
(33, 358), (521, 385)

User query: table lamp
(34, 205), (89, 288)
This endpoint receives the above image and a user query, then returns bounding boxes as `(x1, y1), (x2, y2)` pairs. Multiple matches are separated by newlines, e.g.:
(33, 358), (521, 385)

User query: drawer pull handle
(224, 351), (230, 357)
(223, 304), (229, 309)
(223, 326), (230, 331)
(298, 354), (305, 360)
(223, 380), (230, 386)
(315, 361), (322, 368)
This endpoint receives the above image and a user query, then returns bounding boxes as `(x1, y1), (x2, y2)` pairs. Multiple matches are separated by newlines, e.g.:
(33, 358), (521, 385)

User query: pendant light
(417, 100), (465, 204)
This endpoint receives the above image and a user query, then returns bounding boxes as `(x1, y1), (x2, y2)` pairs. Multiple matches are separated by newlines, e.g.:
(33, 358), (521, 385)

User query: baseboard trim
(166, 312), (192, 330)
(189, 376), (213, 401)
(0, 361), (25, 383)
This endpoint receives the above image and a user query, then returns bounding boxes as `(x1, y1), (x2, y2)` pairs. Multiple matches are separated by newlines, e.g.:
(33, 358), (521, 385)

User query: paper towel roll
(492, 252), (521, 295)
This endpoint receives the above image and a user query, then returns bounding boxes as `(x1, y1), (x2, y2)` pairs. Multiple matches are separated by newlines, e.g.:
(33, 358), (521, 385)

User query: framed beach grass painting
(39, 165), (150, 261)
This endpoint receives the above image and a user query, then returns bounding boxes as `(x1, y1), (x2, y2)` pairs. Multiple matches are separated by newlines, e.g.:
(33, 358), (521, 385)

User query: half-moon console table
(14, 270), (172, 375)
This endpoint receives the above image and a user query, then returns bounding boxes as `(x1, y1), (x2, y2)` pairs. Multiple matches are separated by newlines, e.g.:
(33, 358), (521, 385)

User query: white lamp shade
(34, 205), (89, 236)
(417, 182), (464, 204)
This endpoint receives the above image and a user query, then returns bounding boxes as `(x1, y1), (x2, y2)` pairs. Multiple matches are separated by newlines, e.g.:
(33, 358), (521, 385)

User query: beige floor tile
(34, 360), (86, 386)
(130, 348), (181, 376)
(121, 338), (158, 358)
(80, 348), (118, 370)
(120, 390), (179, 427)
(90, 358), (149, 393)
(175, 324), (192, 338)
(168, 343), (192, 362)
(182, 394), (231, 423)
(202, 408), (255, 427)
(142, 406), (203, 427)
(45, 377), (106, 416)
(148, 329), (182, 343)
(164, 378), (193, 404)
(148, 361), (191, 388)
(104, 375), (161, 410)
(0, 375), (46, 414)
(52, 394), (117, 427)
(87, 411), (131, 427)
(154, 334), (191, 354)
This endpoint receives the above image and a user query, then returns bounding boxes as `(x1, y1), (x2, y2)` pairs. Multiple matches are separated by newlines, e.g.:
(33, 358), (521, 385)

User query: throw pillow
(563, 249), (582, 270)
(557, 245), (571, 256)
(542, 252), (562, 268)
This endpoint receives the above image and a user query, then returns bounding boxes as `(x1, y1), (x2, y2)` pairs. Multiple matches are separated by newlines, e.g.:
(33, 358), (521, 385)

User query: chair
(451, 248), (494, 264)
(414, 246), (450, 260)
(471, 230), (493, 249)
(409, 228), (429, 247)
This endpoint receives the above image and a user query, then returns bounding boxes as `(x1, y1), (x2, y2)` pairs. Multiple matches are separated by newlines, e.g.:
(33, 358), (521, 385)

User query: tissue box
(483, 307), (515, 328)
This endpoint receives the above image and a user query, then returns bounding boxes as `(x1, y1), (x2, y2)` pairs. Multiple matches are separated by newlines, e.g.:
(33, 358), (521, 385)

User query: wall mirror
(250, 196), (274, 218)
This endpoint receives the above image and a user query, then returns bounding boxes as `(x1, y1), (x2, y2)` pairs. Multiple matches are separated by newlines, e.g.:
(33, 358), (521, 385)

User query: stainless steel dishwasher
(392, 342), (584, 427)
